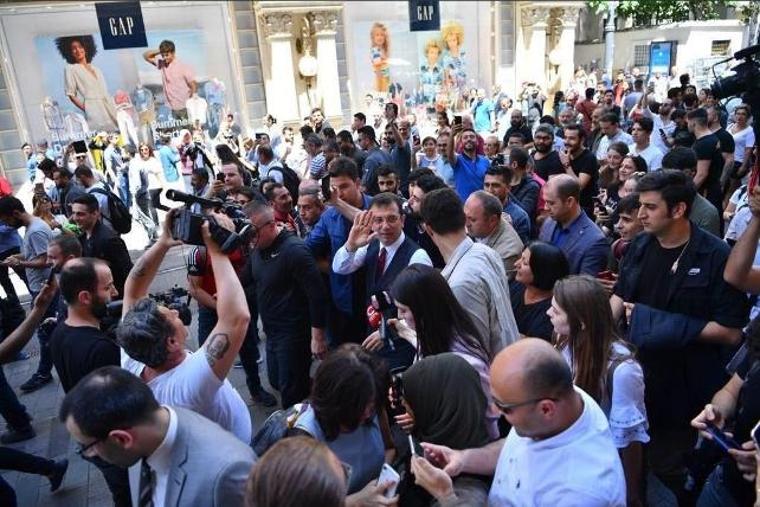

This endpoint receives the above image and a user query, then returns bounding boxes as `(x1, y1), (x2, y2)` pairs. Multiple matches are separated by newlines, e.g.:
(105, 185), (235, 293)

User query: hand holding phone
(376, 463), (400, 499)
(705, 423), (740, 453)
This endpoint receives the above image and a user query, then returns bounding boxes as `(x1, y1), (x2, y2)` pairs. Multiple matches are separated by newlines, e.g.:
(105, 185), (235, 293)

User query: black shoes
(250, 387), (277, 407)
(48, 458), (68, 492)
(19, 373), (53, 393)
(0, 425), (36, 444)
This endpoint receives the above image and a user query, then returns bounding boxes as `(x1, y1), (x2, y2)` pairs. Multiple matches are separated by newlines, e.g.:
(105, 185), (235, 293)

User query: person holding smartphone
(691, 314), (760, 506)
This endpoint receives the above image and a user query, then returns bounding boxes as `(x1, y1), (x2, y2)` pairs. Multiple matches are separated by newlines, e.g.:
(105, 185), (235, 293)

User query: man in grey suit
(61, 366), (255, 507)
(539, 174), (609, 276)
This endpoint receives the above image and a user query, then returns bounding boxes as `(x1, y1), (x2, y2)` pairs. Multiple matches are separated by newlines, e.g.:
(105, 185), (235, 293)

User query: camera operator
(118, 209), (253, 444)
(242, 201), (328, 408)
(49, 257), (128, 506)
(208, 162), (248, 201)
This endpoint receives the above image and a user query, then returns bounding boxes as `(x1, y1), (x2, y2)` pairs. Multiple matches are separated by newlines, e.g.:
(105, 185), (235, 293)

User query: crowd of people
(0, 65), (758, 507)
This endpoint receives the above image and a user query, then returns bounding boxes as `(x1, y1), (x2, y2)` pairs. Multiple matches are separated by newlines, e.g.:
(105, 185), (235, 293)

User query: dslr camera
(165, 190), (252, 253)
(106, 286), (193, 326)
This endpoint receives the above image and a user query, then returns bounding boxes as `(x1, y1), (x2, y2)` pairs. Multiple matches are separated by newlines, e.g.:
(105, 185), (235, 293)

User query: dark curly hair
(116, 298), (174, 367)
(55, 35), (98, 64)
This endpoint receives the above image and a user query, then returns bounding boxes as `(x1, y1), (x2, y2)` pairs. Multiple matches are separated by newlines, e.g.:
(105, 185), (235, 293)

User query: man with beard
(50, 257), (129, 506)
(531, 124), (564, 181)
(502, 110), (534, 149)
(447, 124), (490, 201)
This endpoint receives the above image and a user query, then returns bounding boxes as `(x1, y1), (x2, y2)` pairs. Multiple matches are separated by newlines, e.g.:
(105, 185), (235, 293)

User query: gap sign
(95, 1), (147, 49)
(408, 0), (440, 32)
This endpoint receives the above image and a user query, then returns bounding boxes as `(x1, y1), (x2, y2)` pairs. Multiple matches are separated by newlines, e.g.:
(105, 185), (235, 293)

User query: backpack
(270, 163), (301, 202)
(251, 402), (309, 456)
(91, 187), (132, 234)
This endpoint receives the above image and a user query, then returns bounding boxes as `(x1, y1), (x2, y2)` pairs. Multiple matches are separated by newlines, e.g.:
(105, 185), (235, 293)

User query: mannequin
(114, 89), (139, 146)
(186, 93), (208, 126)
(41, 97), (65, 144)
(132, 82), (156, 146)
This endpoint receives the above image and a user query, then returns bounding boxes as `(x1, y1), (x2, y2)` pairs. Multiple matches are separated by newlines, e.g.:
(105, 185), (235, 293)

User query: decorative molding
(310, 10), (338, 35)
(553, 6), (581, 28)
(260, 12), (293, 38)
(520, 6), (550, 27)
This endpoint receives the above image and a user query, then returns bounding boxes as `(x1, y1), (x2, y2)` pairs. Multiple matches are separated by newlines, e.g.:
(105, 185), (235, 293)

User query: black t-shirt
(504, 124), (534, 145)
(714, 127), (736, 155)
(532, 150), (564, 181)
(569, 149), (599, 217)
(509, 282), (553, 341)
(50, 323), (120, 393)
(632, 240), (688, 309)
(672, 126), (695, 147)
(693, 133), (724, 205)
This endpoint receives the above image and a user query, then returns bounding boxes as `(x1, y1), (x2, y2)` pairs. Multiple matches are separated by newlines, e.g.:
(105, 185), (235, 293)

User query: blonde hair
(370, 22), (389, 54)
(440, 21), (464, 48)
(424, 38), (441, 58)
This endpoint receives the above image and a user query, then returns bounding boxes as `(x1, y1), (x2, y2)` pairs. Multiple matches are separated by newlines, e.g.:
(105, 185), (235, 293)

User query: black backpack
(91, 187), (132, 234)
(270, 163), (301, 202)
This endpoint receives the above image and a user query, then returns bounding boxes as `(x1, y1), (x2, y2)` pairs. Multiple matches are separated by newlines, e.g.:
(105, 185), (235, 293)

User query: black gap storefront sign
(408, 0), (440, 32)
(95, 1), (147, 49)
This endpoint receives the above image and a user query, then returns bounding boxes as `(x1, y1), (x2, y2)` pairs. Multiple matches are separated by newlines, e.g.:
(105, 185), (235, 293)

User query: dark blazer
(538, 211), (608, 275)
(80, 221), (133, 298)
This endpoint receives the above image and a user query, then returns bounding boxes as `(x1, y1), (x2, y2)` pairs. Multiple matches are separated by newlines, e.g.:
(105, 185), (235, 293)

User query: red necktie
(376, 247), (387, 280)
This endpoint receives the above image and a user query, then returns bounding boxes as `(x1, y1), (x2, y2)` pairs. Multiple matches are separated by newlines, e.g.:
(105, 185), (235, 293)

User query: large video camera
(165, 190), (252, 254)
(106, 286), (193, 326)
(710, 44), (760, 144)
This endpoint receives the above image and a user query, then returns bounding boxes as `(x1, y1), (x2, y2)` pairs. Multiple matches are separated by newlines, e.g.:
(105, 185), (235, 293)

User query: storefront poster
(0, 2), (241, 152)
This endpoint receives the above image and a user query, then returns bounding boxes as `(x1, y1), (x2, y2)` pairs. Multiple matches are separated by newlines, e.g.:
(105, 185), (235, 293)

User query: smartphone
(453, 115), (462, 126)
(46, 264), (61, 285)
(705, 423), (740, 453)
(373, 291), (398, 350)
(255, 132), (265, 141)
(71, 140), (87, 154)
(751, 419), (760, 449)
(658, 128), (666, 138)
(376, 463), (400, 498)
(321, 176), (332, 201)
(408, 434), (423, 457)
(216, 172), (225, 182)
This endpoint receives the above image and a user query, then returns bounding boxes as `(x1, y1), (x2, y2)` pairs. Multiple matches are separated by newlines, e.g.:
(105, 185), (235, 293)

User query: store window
(633, 44), (650, 67)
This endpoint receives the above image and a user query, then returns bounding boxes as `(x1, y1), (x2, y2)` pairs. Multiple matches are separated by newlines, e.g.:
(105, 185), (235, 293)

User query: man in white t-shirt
(117, 210), (253, 443)
(628, 117), (664, 171)
(410, 339), (626, 507)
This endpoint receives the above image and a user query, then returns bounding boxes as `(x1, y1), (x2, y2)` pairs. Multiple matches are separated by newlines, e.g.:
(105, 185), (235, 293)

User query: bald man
(464, 191), (523, 276)
(412, 339), (626, 506)
(538, 174), (608, 275)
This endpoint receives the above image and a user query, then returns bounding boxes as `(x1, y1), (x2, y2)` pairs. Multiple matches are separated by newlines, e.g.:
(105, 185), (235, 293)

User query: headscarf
(403, 353), (489, 450)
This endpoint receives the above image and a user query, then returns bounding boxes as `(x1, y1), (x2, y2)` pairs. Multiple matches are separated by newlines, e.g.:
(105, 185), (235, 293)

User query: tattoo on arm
(130, 256), (149, 279)
(205, 332), (230, 367)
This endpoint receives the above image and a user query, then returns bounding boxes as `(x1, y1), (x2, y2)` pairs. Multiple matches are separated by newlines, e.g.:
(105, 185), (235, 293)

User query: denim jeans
(118, 171), (131, 207)
(0, 446), (58, 507)
(197, 306), (217, 347)
(30, 289), (57, 377)
(697, 464), (741, 507)
(265, 331), (311, 409)
(0, 366), (31, 430)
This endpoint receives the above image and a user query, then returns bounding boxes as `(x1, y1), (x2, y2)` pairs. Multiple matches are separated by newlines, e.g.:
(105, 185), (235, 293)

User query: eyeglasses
(250, 220), (274, 238)
(493, 396), (557, 415)
(76, 436), (105, 456)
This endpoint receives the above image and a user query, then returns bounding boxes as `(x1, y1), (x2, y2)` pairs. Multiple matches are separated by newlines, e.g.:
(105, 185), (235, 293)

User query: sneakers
(48, 458), (68, 492)
(250, 387), (277, 407)
(19, 373), (53, 393)
(0, 425), (36, 444)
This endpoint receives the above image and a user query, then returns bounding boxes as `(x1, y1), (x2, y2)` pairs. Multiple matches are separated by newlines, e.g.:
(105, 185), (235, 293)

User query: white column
(520, 6), (551, 89)
(311, 11), (342, 118)
(555, 6), (581, 94)
(261, 13), (299, 122)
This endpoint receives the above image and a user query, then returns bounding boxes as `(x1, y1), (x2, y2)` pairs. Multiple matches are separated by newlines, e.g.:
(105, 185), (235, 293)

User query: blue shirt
(305, 194), (372, 315)
(0, 223), (21, 254)
(550, 212), (584, 249)
(158, 145), (180, 182)
(505, 198), (531, 244)
(453, 153), (489, 201)
(471, 99), (493, 132)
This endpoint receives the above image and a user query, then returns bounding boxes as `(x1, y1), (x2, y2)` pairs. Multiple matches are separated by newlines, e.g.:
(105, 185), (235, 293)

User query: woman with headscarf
(400, 353), (491, 506)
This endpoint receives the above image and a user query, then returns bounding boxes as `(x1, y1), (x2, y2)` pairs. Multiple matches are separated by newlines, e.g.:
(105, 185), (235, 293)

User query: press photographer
(117, 207), (253, 444)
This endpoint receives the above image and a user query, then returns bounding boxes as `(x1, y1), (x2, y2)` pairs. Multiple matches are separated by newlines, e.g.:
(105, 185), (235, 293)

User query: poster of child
(370, 22), (390, 93)
(419, 38), (443, 104)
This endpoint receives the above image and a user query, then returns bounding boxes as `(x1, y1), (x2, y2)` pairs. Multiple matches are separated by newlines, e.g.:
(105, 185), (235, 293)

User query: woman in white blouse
(55, 36), (117, 131)
(130, 143), (165, 228)
(728, 104), (755, 181)
(548, 275), (649, 507)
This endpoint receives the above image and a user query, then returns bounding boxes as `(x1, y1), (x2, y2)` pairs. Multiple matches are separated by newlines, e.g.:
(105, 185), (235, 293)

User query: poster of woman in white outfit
(55, 35), (117, 131)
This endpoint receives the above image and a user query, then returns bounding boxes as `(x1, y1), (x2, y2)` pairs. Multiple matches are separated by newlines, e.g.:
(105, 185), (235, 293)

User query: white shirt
(121, 350), (252, 443)
(128, 406), (178, 507)
(332, 232), (432, 274)
(628, 142), (664, 172)
(730, 125), (756, 163)
(596, 130), (633, 160)
(560, 342), (649, 448)
(489, 387), (626, 507)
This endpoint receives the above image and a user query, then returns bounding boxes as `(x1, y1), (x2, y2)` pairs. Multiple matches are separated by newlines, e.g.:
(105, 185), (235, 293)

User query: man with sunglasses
(242, 200), (328, 408)
(412, 339), (626, 506)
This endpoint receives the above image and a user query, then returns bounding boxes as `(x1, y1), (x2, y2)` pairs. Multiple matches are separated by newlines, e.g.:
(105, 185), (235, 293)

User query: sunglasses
(493, 396), (557, 415)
